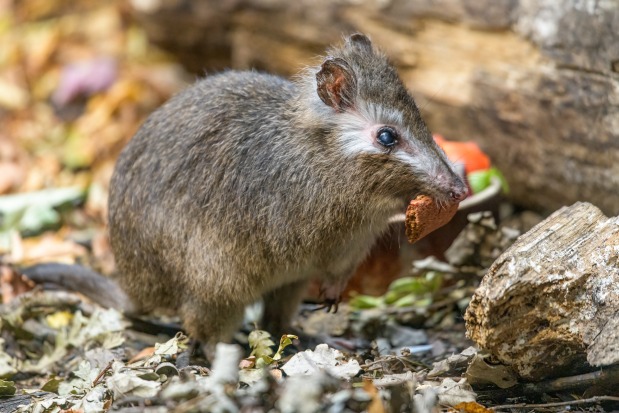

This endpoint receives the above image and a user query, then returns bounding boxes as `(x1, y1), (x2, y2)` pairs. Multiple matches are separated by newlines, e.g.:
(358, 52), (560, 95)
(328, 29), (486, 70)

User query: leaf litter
(0, 214), (533, 413)
(0, 0), (615, 412)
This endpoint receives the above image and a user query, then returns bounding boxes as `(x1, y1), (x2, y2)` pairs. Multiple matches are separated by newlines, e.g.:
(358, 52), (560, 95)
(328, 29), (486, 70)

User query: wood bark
(128, 0), (619, 215)
(465, 202), (619, 381)
(0, 392), (52, 412)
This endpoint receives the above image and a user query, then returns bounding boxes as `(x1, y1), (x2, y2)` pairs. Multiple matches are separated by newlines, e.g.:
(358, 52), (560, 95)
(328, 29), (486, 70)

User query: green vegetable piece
(467, 167), (509, 195)
(467, 170), (492, 194)
(490, 167), (510, 194)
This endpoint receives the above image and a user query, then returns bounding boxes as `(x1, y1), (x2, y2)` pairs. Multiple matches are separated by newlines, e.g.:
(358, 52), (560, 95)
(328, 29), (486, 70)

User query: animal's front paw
(318, 284), (343, 313)
(322, 296), (341, 313)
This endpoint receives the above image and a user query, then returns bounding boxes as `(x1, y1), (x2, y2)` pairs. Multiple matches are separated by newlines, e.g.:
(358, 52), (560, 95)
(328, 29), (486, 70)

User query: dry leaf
(465, 353), (518, 389)
(127, 347), (155, 364)
(0, 264), (35, 302)
(435, 378), (476, 406)
(363, 379), (386, 413)
(0, 163), (25, 195)
(23, 23), (60, 77)
(0, 77), (29, 110)
(107, 363), (160, 399)
(269, 368), (283, 381)
(239, 356), (256, 369)
(90, 230), (115, 274)
(17, 234), (88, 265)
(281, 344), (361, 380)
(452, 401), (493, 413)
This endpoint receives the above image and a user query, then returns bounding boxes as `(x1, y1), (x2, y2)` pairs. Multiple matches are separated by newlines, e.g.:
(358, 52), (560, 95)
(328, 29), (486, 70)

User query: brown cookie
(405, 195), (459, 243)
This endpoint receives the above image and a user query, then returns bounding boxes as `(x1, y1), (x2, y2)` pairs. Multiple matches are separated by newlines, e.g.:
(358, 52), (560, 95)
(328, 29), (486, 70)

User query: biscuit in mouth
(405, 195), (459, 243)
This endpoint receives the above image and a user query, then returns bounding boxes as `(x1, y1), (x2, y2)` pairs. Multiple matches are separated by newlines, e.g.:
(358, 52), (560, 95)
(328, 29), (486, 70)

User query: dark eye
(377, 128), (397, 148)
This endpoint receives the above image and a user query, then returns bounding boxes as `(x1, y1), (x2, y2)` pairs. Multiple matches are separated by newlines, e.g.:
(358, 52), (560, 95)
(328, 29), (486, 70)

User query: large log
(465, 202), (619, 381)
(128, 0), (619, 215)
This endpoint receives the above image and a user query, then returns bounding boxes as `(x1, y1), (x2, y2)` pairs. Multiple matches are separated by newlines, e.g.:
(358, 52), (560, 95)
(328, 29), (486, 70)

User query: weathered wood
(129, 0), (619, 215)
(465, 202), (619, 381)
(0, 392), (52, 412)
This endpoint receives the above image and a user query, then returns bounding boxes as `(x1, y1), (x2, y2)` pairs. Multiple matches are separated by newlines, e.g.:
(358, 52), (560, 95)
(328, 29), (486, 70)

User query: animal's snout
(450, 186), (468, 202)
(435, 166), (468, 204)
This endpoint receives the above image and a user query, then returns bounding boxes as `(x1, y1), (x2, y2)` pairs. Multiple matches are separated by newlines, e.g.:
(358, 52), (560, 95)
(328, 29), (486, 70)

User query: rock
(464, 202), (619, 380)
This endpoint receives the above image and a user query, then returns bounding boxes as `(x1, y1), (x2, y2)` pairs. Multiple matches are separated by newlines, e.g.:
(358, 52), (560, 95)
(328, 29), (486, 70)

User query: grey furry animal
(27, 34), (467, 352)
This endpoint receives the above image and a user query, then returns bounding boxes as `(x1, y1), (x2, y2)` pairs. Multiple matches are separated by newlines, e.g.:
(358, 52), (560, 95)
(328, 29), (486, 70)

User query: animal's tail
(21, 263), (135, 313)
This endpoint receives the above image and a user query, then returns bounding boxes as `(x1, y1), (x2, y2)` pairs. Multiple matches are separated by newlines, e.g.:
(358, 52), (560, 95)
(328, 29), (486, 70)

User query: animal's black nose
(450, 188), (468, 202)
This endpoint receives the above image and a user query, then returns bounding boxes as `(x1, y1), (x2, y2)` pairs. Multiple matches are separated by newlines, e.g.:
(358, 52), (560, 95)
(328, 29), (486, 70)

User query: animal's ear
(345, 33), (373, 53)
(316, 57), (357, 112)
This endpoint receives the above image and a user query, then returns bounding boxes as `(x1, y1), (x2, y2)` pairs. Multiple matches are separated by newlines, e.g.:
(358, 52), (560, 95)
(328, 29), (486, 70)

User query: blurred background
(0, 0), (617, 292)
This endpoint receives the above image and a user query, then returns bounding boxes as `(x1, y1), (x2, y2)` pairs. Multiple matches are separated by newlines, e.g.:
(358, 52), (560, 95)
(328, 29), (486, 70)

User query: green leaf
(272, 334), (297, 361)
(391, 294), (417, 308)
(0, 209), (26, 233)
(0, 186), (86, 235)
(424, 271), (443, 292)
(393, 295), (432, 308)
(0, 379), (15, 396)
(348, 294), (383, 309)
(41, 377), (62, 393)
(19, 204), (60, 234)
(248, 330), (275, 359)
(138, 372), (160, 381)
(383, 290), (400, 305)
(255, 356), (273, 369)
(387, 277), (429, 295)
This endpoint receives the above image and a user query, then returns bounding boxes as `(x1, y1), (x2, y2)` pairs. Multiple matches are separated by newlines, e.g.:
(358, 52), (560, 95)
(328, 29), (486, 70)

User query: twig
(477, 365), (619, 401)
(492, 395), (619, 410)
(92, 361), (114, 387)
(362, 354), (429, 371)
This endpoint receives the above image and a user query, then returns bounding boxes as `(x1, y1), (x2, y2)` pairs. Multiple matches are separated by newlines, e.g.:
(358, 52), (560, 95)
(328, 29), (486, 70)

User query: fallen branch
(476, 364), (619, 401)
(492, 395), (619, 411)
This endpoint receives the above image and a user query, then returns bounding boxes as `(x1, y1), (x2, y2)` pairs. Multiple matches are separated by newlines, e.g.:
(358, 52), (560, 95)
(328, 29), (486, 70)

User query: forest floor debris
(0, 1), (618, 412)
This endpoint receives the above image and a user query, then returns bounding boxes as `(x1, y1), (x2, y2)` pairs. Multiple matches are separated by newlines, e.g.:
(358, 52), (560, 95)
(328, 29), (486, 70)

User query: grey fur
(107, 34), (467, 349)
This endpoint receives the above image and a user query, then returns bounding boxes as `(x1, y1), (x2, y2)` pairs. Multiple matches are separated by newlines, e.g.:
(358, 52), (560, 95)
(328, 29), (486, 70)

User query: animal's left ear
(345, 33), (373, 53)
(316, 57), (357, 112)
